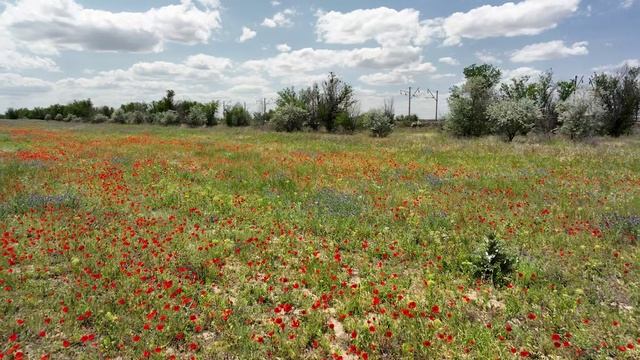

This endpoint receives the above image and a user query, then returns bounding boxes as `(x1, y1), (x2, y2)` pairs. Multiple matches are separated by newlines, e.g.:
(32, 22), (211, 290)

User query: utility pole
(400, 87), (422, 117)
(424, 89), (439, 121)
(257, 98), (274, 115)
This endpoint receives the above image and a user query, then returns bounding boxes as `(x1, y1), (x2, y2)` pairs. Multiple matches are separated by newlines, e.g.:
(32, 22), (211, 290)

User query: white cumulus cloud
(0, 0), (222, 54)
(238, 27), (257, 43)
(276, 43), (292, 52)
(262, 9), (296, 28)
(510, 40), (588, 63)
(438, 57), (459, 66)
(315, 7), (431, 47)
(430, 0), (581, 46)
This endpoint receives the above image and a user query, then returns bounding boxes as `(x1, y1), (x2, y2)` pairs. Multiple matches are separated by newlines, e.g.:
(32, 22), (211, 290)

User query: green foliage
(500, 76), (537, 101)
(557, 80), (578, 101)
(184, 105), (207, 127)
(151, 90), (176, 113)
(531, 71), (559, 133)
(487, 98), (541, 141)
(155, 111), (179, 126)
(97, 106), (115, 118)
(463, 64), (502, 88)
(200, 101), (220, 126)
(272, 104), (308, 132)
(66, 99), (94, 119)
(92, 114), (110, 124)
(54, 114), (64, 122)
(276, 87), (304, 108)
(446, 76), (496, 137)
(120, 102), (149, 114)
(395, 114), (419, 127)
(252, 110), (274, 127)
(471, 234), (517, 286)
(368, 109), (394, 138)
(44, 114), (52, 121)
(5, 108), (18, 119)
(590, 66), (640, 137)
(224, 104), (252, 127)
(64, 114), (80, 122)
(125, 111), (148, 125)
(299, 84), (322, 130)
(557, 89), (604, 140)
(110, 109), (126, 124)
(319, 72), (357, 132)
(335, 111), (358, 133)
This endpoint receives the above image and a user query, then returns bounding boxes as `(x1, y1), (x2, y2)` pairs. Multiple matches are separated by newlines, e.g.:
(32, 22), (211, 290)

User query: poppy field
(0, 120), (639, 359)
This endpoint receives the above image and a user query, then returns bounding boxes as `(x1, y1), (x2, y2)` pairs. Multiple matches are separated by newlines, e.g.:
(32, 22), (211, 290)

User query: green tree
(590, 66), (640, 137)
(319, 72), (357, 132)
(446, 64), (501, 137)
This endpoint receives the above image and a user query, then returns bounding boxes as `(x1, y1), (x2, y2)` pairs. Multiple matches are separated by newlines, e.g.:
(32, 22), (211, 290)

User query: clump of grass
(470, 234), (518, 286)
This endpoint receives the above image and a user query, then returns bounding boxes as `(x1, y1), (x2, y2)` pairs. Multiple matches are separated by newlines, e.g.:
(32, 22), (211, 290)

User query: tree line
(3, 66), (639, 141)
(446, 64), (640, 141)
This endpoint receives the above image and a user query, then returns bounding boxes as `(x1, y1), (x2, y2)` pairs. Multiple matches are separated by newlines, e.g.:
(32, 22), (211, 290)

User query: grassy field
(0, 120), (639, 359)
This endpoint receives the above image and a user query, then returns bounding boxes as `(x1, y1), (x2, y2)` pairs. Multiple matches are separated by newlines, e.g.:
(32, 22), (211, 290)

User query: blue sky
(0, 0), (638, 118)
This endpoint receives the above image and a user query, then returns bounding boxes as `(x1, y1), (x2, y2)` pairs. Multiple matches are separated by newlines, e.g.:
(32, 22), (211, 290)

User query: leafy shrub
(184, 106), (207, 127)
(369, 109), (394, 138)
(155, 111), (179, 126)
(557, 89), (604, 140)
(487, 98), (541, 141)
(335, 111), (357, 133)
(54, 114), (64, 122)
(125, 111), (147, 125)
(471, 234), (517, 286)
(92, 114), (109, 124)
(272, 104), (307, 132)
(44, 114), (52, 121)
(64, 114), (80, 122)
(66, 99), (94, 119)
(224, 104), (252, 127)
(110, 109), (126, 124)
(395, 114), (418, 127)
(201, 101), (220, 126)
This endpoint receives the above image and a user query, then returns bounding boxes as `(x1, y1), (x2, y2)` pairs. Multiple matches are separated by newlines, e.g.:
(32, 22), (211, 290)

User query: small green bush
(92, 114), (109, 124)
(272, 105), (307, 132)
(470, 234), (517, 286)
(395, 114), (418, 127)
(54, 114), (64, 122)
(224, 104), (252, 127)
(336, 111), (358, 134)
(125, 111), (148, 125)
(184, 106), (207, 127)
(110, 110), (126, 124)
(368, 110), (394, 138)
(63, 114), (80, 122)
(44, 114), (52, 121)
(155, 111), (179, 126)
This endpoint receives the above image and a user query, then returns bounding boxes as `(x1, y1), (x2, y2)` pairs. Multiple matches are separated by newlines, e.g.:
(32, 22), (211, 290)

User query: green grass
(0, 119), (639, 359)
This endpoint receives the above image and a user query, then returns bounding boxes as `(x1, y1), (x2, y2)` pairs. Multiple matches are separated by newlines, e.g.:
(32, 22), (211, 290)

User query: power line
(399, 86), (422, 117)
(423, 89), (439, 121)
